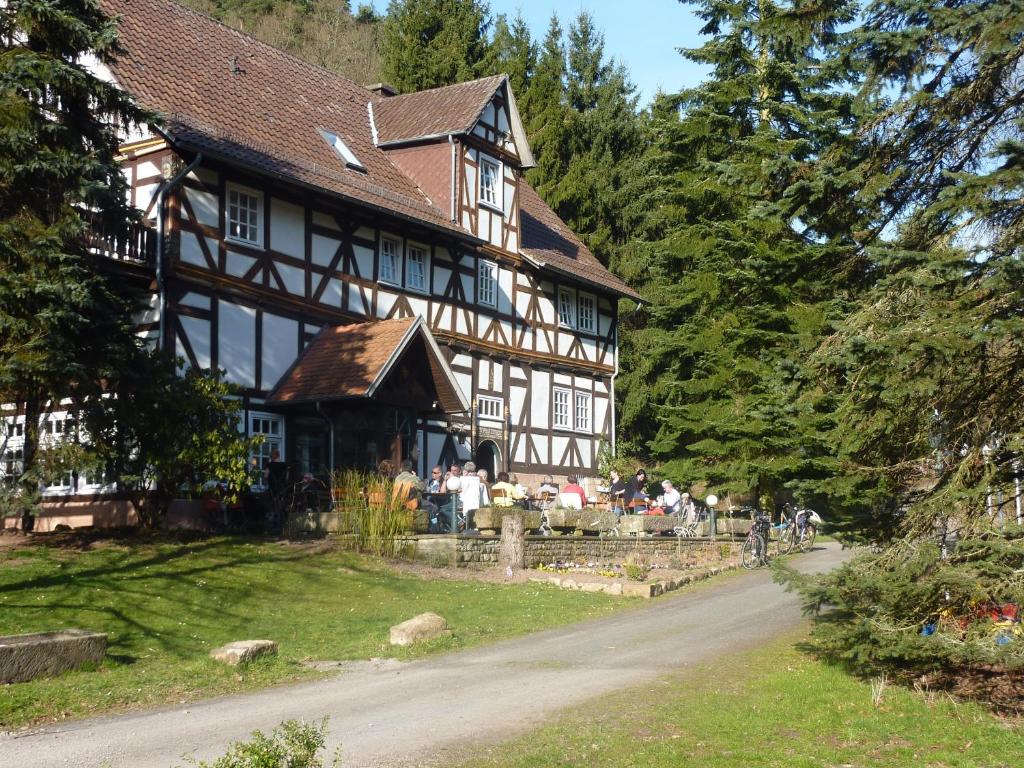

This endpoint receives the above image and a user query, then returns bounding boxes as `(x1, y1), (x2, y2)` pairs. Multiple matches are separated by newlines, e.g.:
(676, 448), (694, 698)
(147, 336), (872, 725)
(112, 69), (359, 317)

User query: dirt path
(1, 543), (852, 767)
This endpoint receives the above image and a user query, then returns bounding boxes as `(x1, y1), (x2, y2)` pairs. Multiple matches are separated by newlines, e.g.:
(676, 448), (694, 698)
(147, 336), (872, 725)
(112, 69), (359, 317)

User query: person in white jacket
(459, 461), (484, 516)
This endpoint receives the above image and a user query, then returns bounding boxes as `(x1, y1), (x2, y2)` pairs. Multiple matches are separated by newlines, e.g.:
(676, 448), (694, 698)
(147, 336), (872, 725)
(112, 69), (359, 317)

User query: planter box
(0, 629), (107, 684)
(472, 507), (542, 534)
(618, 514), (678, 536)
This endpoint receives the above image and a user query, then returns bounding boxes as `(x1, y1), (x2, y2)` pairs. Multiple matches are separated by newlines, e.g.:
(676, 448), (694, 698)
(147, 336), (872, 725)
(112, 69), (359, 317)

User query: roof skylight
(318, 128), (366, 171)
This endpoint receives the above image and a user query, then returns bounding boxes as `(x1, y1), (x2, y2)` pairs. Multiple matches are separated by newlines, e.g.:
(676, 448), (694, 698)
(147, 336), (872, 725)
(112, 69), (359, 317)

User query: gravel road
(1, 542), (852, 768)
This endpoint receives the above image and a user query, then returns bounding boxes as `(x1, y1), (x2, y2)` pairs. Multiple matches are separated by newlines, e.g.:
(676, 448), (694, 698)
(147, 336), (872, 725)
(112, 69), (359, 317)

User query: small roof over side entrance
(267, 317), (469, 415)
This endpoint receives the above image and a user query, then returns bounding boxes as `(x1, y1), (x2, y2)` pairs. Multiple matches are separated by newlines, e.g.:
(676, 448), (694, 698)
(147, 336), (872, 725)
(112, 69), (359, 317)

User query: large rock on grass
(389, 612), (450, 646)
(0, 629), (107, 684)
(209, 640), (278, 666)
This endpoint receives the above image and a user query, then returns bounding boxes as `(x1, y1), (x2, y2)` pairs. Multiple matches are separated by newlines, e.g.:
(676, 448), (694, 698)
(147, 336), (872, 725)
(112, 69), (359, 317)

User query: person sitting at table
(391, 460), (423, 507)
(426, 465), (443, 493)
(660, 479), (681, 515)
(491, 472), (525, 508)
(561, 474), (586, 508)
(538, 475), (558, 495)
(624, 468), (649, 513)
(608, 469), (626, 515)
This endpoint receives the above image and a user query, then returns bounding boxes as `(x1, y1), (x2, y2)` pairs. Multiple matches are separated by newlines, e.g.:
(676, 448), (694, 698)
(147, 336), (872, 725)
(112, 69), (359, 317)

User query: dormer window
(479, 155), (501, 210)
(319, 128), (366, 171)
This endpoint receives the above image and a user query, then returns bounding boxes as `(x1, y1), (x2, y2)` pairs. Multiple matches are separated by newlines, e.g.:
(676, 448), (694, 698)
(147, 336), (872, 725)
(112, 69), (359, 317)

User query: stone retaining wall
(397, 534), (740, 568)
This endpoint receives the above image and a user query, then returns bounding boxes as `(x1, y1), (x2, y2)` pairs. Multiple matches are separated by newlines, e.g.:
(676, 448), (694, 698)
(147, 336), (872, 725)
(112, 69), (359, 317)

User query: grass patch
(0, 535), (622, 728)
(454, 634), (1023, 768)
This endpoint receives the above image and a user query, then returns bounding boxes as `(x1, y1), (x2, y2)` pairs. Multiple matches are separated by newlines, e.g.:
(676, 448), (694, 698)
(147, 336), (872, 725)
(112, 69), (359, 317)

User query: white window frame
(553, 387), (571, 430)
(406, 243), (428, 293)
(249, 412), (285, 490)
(477, 396), (503, 421)
(558, 288), (576, 328)
(479, 155), (502, 211)
(577, 292), (596, 333)
(478, 259), (497, 307)
(574, 391), (592, 434)
(225, 182), (264, 248)
(379, 237), (400, 286)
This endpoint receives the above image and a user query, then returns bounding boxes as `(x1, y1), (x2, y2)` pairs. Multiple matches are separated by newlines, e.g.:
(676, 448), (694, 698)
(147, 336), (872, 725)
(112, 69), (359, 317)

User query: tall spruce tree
(780, 1), (1024, 698)
(815, 0), (1024, 538)
(617, 0), (862, 507)
(524, 12), (646, 268)
(0, 0), (149, 520)
(481, 13), (535, 108)
(379, 0), (491, 92)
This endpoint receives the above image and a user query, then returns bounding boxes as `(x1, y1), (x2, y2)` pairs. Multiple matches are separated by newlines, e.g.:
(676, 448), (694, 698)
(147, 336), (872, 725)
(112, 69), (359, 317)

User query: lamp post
(706, 494), (719, 541)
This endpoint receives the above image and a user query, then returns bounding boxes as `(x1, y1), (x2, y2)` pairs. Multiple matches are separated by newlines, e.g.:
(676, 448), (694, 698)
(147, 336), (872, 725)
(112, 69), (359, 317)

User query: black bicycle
(741, 510), (772, 569)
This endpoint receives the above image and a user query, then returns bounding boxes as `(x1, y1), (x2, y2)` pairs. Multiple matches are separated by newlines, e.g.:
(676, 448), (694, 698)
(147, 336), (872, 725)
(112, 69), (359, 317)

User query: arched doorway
(474, 440), (501, 482)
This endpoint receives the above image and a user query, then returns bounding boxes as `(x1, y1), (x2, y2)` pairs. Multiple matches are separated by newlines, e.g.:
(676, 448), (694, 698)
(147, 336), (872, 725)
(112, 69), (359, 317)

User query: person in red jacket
(562, 474), (586, 508)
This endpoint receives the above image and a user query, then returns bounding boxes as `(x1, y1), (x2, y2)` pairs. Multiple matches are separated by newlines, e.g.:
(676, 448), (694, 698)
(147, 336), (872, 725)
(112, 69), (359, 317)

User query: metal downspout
(610, 321), (619, 459)
(316, 401), (335, 473)
(155, 152), (203, 351)
(449, 135), (457, 221)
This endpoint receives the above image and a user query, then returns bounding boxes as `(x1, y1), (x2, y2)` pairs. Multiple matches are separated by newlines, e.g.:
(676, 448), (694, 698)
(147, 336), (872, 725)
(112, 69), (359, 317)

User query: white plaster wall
(261, 313), (299, 391)
(312, 234), (340, 268)
(180, 316), (211, 370)
(269, 198), (304, 259)
(218, 301), (256, 388)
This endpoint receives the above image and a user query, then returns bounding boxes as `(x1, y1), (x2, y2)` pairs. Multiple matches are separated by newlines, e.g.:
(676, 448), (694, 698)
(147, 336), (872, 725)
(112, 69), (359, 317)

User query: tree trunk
(19, 393), (41, 530)
(498, 514), (525, 572)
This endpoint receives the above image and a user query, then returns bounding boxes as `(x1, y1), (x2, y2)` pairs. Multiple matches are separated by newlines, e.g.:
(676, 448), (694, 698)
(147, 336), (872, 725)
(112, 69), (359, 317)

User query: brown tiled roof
(518, 183), (641, 301)
(370, 75), (506, 145)
(100, 0), (468, 237)
(267, 317), (468, 413)
(101, 0), (637, 300)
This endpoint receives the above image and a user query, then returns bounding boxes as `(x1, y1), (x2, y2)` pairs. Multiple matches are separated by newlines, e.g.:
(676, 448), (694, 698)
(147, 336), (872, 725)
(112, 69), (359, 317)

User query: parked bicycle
(773, 503), (822, 555)
(741, 509), (772, 568)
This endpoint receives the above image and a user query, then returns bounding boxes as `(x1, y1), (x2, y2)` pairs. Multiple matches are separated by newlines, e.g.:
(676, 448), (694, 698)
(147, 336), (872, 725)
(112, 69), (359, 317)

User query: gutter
(155, 152), (203, 351)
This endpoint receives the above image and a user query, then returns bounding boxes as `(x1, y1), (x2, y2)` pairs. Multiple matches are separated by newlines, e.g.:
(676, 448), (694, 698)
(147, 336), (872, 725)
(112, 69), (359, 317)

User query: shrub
(187, 717), (339, 767)
(330, 468), (412, 557)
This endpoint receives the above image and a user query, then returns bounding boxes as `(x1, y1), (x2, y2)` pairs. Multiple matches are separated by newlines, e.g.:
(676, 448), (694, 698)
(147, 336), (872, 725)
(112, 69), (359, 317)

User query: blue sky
(369, 1), (711, 107)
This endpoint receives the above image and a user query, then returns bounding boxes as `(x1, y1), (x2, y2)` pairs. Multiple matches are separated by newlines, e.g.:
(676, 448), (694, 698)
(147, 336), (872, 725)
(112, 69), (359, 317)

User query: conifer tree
(815, 0), (1024, 539)
(0, 0), (150, 520)
(617, 0), (862, 507)
(481, 13), (535, 108)
(525, 12), (646, 268)
(379, 0), (491, 92)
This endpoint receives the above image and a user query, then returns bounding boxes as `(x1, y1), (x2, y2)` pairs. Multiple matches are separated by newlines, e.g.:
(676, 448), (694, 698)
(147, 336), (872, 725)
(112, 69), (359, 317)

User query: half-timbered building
(3, 0), (641, 503)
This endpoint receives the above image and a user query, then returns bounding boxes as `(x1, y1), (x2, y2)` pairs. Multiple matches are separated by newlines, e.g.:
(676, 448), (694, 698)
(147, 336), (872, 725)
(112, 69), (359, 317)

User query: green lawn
(0, 535), (623, 728)
(452, 635), (1023, 768)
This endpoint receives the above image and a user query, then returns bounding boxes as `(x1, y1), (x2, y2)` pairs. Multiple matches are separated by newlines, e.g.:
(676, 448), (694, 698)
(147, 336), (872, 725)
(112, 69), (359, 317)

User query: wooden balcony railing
(86, 217), (157, 264)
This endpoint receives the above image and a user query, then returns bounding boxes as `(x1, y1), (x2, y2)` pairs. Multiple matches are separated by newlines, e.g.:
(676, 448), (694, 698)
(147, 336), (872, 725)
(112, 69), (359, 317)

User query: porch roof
(266, 317), (469, 414)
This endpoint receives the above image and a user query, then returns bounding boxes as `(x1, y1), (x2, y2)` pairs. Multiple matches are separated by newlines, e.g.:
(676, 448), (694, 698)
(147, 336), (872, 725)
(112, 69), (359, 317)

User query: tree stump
(498, 515), (525, 572)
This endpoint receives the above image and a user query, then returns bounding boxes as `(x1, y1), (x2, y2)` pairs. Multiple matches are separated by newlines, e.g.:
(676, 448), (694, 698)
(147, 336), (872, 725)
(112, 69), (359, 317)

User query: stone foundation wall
(398, 534), (741, 568)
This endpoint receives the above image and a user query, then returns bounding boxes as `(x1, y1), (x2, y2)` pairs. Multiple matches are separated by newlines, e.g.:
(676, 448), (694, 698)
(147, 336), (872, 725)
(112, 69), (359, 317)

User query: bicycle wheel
(798, 525), (817, 552)
(777, 524), (795, 555)
(741, 534), (766, 569)
(754, 533), (768, 566)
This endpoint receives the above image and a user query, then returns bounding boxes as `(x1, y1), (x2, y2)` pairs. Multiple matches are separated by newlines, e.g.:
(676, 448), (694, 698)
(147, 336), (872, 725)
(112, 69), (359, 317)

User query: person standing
(608, 469), (627, 515)
(624, 469), (649, 512)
